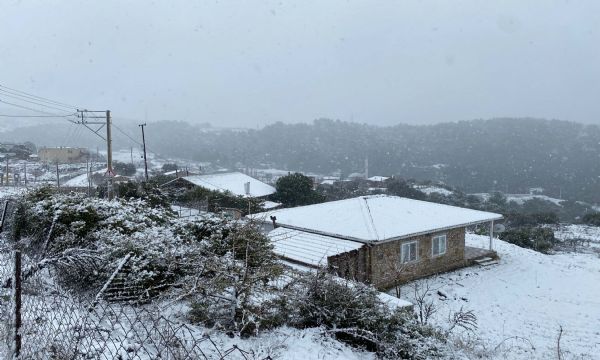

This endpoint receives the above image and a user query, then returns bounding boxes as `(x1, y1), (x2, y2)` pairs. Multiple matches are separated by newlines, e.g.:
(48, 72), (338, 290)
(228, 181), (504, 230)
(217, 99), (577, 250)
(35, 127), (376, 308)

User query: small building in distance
(163, 171), (276, 199)
(38, 147), (89, 163)
(252, 195), (502, 289)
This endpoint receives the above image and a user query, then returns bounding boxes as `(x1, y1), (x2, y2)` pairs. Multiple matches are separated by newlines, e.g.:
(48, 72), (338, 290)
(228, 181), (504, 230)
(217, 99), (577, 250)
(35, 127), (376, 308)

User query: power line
(112, 123), (143, 147)
(112, 123), (170, 162)
(0, 114), (73, 118)
(0, 98), (77, 120)
(0, 89), (76, 113)
(0, 83), (79, 110)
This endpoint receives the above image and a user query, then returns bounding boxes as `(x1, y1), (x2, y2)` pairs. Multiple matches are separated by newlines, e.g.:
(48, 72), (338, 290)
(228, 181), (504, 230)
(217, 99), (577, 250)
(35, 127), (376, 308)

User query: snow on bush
(4, 188), (458, 358)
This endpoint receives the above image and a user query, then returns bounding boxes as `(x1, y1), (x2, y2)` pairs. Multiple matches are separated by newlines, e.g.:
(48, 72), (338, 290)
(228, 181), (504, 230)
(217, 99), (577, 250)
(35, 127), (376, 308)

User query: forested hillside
(5, 118), (600, 203)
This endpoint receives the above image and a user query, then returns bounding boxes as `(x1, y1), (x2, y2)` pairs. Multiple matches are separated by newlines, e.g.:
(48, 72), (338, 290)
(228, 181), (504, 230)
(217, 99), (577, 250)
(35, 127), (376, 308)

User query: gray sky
(1, 0), (599, 127)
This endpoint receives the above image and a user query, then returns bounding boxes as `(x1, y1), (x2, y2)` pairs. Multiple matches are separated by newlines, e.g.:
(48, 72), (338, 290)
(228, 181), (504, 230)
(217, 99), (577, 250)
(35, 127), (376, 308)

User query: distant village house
(38, 147), (89, 163)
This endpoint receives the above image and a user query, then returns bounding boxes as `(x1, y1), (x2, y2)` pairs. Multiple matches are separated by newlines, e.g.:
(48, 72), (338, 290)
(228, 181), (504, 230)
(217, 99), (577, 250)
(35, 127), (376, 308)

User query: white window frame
(432, 234), (447, 257)
(400, 240), (418, 264)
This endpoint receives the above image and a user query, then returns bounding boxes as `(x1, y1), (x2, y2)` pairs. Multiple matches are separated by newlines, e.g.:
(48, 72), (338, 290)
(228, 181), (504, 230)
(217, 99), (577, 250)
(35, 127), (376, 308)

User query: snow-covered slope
(408, 234), (600, 359)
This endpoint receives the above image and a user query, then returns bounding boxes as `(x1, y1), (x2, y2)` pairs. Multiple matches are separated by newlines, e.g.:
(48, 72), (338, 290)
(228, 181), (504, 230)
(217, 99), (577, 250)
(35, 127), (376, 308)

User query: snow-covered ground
(553, 224), (600, 250)
(402, 234), (600, 359)
(0, 186), (27, 199)
(470, 192), (565, 206)
(505, 194), (564, 206)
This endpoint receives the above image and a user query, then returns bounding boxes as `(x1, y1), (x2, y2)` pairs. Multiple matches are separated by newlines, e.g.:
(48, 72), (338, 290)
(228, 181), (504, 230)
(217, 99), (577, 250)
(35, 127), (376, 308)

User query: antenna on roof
(363, 197), (379, 241)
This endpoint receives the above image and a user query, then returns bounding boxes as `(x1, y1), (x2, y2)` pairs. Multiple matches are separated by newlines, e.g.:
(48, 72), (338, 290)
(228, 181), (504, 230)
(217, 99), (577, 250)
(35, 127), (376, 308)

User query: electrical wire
(0, 114), (73, 117)
(0, 98), (77, 120)
(0, 83), (79, 110)
(112, 122), (170, 161)
(0, 89), (76, 113)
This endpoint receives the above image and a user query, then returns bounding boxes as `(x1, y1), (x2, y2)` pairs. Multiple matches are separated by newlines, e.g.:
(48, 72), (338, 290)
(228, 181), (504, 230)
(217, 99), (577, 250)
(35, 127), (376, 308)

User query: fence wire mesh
(0, 246), (15, 359)
(1, 250), (270, 360)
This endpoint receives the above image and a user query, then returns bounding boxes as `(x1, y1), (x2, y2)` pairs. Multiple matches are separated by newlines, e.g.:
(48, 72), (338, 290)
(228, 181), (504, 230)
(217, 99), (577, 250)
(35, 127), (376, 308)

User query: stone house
(252, 195), (502, 290)
(38, 147), (88, 163)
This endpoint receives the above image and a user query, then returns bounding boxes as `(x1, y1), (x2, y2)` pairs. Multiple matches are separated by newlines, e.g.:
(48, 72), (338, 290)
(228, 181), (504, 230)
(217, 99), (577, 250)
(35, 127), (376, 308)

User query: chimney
(244, 181), (251, 196)
(270, 216), (277, 228)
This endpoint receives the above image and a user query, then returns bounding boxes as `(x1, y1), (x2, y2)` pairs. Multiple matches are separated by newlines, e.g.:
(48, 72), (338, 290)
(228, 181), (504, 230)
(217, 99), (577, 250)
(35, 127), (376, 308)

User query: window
(401, 241), (418, 263)
(432, 234), (447, 256)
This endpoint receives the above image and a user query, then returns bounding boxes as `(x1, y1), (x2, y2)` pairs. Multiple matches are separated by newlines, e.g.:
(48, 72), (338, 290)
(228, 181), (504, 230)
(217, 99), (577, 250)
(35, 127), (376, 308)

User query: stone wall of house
(370, 227), (466, 289)
(328, 246), (369, 283)
(327, 227), (467, 290)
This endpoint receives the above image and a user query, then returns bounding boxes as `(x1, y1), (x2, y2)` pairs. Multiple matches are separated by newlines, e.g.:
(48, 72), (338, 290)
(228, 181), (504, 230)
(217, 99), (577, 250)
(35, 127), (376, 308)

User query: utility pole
(5, 157), (8, 186)
(139, 123), (148, 181)
(56, 162), (60, 189)
(23, 161), (27, 187)
(106, 110), (113, 176)
(76, 109), (114, 199)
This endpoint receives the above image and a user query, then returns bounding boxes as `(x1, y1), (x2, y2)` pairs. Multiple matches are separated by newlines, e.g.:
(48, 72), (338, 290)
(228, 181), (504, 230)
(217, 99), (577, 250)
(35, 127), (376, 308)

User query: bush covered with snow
(7, 188), (245, 293)
(177, 186), (264, 215)
(264, 271), (450, 359)
(498, 226), (557, 253)
(186, 224), (283, 337)
(4, 189), (457, 358)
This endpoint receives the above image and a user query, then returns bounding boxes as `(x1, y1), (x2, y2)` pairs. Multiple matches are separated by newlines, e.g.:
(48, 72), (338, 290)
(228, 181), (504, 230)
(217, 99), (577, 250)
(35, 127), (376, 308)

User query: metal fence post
(13, 250), (22, 358)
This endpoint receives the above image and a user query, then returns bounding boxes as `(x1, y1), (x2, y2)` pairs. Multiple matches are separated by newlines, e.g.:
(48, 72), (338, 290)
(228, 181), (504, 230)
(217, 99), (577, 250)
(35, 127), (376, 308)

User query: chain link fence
(0, 245), (15, 359)
(0, 249), (271, 360)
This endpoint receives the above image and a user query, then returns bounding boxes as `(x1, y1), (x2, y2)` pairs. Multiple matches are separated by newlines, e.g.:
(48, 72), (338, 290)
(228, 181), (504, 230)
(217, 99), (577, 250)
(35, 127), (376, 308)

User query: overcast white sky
(1, 0), (599, 127)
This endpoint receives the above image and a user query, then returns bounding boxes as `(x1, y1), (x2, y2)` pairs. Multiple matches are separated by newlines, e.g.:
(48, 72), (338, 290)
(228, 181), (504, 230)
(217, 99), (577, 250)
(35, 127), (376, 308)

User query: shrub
(505, 212), (559, 227)
(499, 227), (557, 253)
(113, 161), (137, 176)
(275, 271), (449, 358)
(582, 212), (600, 226)
(187, 224), (283, 337)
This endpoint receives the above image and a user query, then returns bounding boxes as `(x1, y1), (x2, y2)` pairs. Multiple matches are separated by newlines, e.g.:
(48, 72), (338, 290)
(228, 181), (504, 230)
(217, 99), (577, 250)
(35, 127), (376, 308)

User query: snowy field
(553, 224), (600, 250)
(406, 234), (600, 359)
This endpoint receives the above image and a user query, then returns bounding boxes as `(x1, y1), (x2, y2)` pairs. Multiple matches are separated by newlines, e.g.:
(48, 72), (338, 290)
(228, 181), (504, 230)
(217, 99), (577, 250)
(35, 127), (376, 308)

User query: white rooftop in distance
(181, 172), (276, 198)
(261, 200), (282, 209)
(268, 227), (364, 266)
(254, 195), (502, 243)
(367, 176), (389, 182)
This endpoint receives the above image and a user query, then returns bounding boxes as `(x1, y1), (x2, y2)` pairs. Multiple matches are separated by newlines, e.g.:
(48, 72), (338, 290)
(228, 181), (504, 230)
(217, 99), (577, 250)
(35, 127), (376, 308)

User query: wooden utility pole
(139, 123), (148, 181)
(23, 161), (27, 187)
(76, 109), (114, 198)
(5, 157), (8, 186)
(56, 162), (60, 189)
(106, 110), (113, 176)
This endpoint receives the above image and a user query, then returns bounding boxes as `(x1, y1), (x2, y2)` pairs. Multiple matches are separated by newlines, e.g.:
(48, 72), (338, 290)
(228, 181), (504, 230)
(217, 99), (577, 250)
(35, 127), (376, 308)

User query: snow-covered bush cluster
(5, 187), (454, 358)
(8, 187), (238, 293)
(498, 227), (557, 253)
(261, 271), (451, 358)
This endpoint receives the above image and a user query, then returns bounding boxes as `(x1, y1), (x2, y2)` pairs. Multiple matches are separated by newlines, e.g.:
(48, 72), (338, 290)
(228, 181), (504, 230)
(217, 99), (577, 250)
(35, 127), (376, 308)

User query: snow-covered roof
(261, 200), (282, 209)
(367, 176), (389, 182)
(254, 195), (502, 243)
(177, 172), (276, 198)
(268, 227), (364, 266)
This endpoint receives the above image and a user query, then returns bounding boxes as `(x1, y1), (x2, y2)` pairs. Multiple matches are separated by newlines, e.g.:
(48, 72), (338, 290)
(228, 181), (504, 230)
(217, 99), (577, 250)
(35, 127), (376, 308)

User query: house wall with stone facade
(328, 227), (467, 290)
(328, 246), (369, 283)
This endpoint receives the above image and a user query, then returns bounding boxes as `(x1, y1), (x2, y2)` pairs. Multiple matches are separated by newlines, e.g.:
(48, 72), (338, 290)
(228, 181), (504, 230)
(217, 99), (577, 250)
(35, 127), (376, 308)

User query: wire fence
(0, 249), (270, 360)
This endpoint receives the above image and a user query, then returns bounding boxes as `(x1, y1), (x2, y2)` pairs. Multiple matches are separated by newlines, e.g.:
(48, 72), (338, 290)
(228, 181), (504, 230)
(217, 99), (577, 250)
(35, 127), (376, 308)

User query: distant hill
(4, 117), (600, 203)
